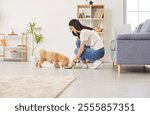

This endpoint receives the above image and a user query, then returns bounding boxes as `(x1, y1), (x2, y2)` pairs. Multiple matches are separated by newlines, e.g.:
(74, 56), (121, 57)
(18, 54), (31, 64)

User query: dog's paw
(35, 63), (38, 68)
(39, 65), (42, 68)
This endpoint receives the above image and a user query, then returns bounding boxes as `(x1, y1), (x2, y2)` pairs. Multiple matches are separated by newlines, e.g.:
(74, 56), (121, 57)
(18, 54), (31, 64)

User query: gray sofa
(111, 19), (150, 74)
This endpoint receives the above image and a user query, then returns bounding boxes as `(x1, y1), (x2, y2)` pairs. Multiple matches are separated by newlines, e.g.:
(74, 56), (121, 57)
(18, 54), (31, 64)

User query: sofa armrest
(117, 33), (150, 40)
(111, 39), (117, 51)
(111, 39), (117, 44)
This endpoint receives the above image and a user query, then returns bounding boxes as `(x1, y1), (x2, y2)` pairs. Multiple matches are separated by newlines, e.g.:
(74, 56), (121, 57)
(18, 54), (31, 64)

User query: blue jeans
(74, 40), (105, 62)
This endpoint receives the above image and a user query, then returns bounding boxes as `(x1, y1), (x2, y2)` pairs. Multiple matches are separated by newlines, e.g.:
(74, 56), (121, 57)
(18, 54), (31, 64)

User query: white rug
(0, 75), (76, 98)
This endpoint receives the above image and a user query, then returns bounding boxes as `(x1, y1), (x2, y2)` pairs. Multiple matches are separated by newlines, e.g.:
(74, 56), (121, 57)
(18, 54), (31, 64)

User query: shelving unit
(0, 33), (28, 62)
(0, 33), (6, 61)
(77, 4), (105, 41)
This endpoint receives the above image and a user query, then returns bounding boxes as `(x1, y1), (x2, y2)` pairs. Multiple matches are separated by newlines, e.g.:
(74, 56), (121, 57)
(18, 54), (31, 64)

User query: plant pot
(30, 56), (36, 62)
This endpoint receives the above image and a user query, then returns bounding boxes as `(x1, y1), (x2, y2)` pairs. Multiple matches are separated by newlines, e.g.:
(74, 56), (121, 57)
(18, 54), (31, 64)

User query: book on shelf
(0, 39), (7, 47)
(94, 9), (104, 19)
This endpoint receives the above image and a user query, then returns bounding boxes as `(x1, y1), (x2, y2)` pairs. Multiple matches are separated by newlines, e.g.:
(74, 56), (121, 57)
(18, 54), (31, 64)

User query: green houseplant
(26, 22), (43, 60)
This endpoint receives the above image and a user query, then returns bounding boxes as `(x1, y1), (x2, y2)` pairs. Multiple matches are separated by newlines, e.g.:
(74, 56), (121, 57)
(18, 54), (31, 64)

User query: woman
(69, 19), (105, 69)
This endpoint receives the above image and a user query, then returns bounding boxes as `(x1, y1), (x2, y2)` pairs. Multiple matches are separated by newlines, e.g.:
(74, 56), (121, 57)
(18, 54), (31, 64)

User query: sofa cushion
(140, 19), (150, 33)
(117, 33), (150, 40)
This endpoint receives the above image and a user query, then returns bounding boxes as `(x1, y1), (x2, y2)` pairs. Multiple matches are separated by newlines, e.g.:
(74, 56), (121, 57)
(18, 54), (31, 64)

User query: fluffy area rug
(0, 75), (76, 98)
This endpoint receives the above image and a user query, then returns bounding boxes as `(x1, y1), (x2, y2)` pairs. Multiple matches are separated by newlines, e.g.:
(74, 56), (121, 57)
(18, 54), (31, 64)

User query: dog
(36, 49), (70, 68)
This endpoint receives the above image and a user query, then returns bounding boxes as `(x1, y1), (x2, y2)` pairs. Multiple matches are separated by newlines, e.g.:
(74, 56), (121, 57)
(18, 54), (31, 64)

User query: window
(124, 0), (150, 31)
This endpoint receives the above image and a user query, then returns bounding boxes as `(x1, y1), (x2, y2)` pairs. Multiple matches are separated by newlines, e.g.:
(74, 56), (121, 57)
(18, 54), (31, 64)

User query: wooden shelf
(91, 4), (104, 8)
(78, 4), (104, 8)
(78, 18), (104, 21)
(77, 5), (91, 8)
(77, 4), (105, 41)
(0, 33), (28, 62)
(4, 57), (26, 61)
(4, 47), (26, 49)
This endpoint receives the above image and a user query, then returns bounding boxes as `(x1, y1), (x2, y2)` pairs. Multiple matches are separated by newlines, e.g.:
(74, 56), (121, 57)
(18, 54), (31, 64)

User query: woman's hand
(71, 60), (78, 67)
(74, 41), (85, 59)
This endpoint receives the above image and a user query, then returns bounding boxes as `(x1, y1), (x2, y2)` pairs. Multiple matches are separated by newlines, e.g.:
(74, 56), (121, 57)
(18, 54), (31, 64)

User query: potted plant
(26, 22), (43, 61)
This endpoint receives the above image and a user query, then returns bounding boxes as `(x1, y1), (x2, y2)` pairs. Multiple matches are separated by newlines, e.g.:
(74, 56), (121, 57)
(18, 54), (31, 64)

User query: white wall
(103, 0), (124, 62)
(0, 0), (123, 62)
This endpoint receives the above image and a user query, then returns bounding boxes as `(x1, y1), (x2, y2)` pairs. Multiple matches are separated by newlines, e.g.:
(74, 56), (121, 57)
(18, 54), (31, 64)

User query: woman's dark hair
(69, 19), (93, 37)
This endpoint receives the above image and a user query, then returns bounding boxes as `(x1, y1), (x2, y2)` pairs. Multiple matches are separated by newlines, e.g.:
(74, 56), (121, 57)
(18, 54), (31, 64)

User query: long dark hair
(69, 19), (93, 37)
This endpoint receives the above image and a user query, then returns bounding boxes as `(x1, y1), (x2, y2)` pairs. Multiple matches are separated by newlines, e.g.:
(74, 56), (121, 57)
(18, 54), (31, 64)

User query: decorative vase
(89, 0), (93, 5)
(30, 55), (36, 62)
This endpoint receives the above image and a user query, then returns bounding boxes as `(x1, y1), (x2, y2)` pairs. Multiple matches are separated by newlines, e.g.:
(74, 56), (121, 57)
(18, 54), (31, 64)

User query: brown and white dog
(36, 49), (70, 68)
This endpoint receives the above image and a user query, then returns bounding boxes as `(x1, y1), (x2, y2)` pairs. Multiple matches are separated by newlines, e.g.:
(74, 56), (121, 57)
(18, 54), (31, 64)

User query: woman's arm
(73, 41), (85, 62)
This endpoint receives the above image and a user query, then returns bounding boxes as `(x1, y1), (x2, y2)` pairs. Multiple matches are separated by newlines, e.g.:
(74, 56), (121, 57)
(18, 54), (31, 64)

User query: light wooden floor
(0, 62), (150, 98)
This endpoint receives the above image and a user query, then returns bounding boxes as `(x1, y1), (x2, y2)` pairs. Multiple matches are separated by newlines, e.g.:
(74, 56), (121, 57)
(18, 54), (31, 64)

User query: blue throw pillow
(140, 19), (150, 33)
(134, 23), (144, 33)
